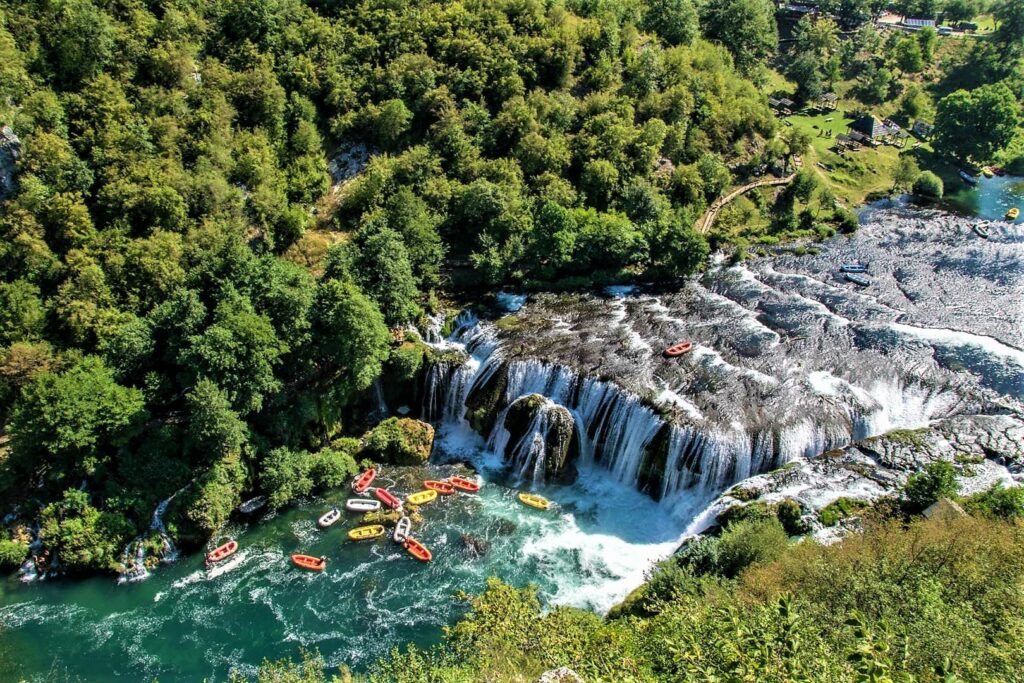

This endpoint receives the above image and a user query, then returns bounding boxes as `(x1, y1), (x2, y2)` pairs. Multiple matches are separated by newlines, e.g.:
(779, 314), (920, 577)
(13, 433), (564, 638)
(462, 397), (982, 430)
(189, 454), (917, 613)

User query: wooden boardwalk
(696, 172), (797, 234)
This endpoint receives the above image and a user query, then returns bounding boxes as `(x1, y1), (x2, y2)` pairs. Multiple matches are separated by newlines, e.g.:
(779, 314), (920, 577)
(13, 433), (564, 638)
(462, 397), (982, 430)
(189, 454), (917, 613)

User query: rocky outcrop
(502, 394), (578, 482)
(705, 413), (1023, 542)
(362, 417), (435, 465)
(537, 668), (583, 683)
(464, 362), (509, 434)
(0, 125), (21, 199)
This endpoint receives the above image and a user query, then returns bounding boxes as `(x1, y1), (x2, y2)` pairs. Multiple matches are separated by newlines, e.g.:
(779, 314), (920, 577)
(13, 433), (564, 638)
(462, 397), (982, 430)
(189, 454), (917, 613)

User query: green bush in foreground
(963, 482), (1024, 520)
(902, 460), (959, 514)
(0, 538), (29, 567)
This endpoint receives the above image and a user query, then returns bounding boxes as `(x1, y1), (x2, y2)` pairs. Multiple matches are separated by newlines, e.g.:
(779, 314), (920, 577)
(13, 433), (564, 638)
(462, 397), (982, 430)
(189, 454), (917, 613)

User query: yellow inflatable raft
(518, 493), (551, 510)
(347, 525), (385, 541)
(406, 490), (438, 506)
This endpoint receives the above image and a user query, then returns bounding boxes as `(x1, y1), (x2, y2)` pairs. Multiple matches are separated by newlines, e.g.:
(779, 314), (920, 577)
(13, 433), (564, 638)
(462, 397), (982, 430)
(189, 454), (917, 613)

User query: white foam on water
(517, 471), (689, 613)
(655, 387), (705, 420)
(807, 370), (846, 396)
(690, 344), (779, 386)
(956, 459), (1020, 496)
(495, 292), (527, 312)
(696, 274), (783, 344)
(882, 322), (1024, 368)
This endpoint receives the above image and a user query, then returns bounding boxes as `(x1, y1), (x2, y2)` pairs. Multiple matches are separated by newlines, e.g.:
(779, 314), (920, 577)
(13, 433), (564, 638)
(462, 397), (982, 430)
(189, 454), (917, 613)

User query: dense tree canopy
(0, 0), (789, 572)
(934, 82), (1020, 163)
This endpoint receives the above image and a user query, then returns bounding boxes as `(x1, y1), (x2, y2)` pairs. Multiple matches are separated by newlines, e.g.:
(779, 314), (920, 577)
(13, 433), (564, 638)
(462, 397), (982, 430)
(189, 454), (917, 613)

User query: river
(1, 206), (1021, 681)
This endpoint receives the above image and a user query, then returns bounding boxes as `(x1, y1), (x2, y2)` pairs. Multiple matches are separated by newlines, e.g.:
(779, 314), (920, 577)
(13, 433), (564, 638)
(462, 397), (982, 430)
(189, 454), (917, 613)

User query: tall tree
(644, 0), (699, 46)
(993, 0), (1024, 59)
(349, 226), (421, 326)
(8, 356), (146, 490)
(307, 279), (390, 401)
(933, 82), (1020, 163)
(700, 0), (779, 74)
(181, 300), (288, 415)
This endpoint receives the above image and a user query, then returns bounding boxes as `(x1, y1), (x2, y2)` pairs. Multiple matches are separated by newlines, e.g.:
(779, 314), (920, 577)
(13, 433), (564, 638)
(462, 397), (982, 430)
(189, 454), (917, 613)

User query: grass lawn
(782, 108), (910, 205)
(764, 68), (964, 205)
(971, 14), (997, 34)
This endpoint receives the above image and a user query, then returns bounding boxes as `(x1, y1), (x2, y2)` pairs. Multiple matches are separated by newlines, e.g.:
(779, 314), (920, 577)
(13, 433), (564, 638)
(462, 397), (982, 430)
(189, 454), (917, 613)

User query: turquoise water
(944, 174), (1024, 222)
(0, 429), (698, 681)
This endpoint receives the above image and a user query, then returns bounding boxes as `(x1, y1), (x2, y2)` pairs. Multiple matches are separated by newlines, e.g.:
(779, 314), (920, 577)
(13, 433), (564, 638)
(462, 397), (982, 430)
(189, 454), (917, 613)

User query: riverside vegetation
(0, 0), (1022, 679)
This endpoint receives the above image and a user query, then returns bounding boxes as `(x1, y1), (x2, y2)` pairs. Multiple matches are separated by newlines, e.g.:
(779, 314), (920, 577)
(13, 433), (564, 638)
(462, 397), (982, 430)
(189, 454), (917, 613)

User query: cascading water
(422, 303), (975, 520)
(117, 487), (187, 584)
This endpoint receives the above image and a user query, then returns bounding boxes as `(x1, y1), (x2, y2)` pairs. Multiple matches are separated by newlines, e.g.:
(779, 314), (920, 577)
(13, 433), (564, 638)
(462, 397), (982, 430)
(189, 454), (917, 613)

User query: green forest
(0, 0), (1022, 678)
(0, 0), (806, 575)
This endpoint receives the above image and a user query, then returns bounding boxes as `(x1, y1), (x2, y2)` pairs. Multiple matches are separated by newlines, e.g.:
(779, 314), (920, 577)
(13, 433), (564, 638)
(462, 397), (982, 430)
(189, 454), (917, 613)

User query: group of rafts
(203, 469), (555, 572)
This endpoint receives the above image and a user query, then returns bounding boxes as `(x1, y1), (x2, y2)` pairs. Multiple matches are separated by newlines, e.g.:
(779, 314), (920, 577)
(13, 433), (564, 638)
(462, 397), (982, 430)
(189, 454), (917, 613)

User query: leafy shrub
(170, 451), (247, 548)
(676, 535), (722, 576)
(833, 206), (859, 233)
(361, 417), (434, 465)
(913, 170), (944, 198)
(717, 501), (774, 528)
(39, 489), (136, 573)
(262, 445), (359, 509)
(902, 461), (958, 514)
(0, 538), (29, 567)
(775, 499), (808, 535)
(819, 497), (868, 526)
(963, 483), (1024, 520)
(716, 518), (789, 578)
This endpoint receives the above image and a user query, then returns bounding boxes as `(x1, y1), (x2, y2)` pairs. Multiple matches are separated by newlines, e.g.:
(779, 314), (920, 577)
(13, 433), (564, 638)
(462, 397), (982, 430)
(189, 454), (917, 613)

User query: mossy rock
(425, 346), (469, 368)
(361, 417), (435, 465)
(819, 497), (868, 527)
(717, 501), (774, 529)
(464, 362), (509, 435)
(726, 486), (760, 502)
(880, 428), (928, 449)
(636, 424), (673, 501)
(362, 508), (424, 526)
(503, 394), (578, 482)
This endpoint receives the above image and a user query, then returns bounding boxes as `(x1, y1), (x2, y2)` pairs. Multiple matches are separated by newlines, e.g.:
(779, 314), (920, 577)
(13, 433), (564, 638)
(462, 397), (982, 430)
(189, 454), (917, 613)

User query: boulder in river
(502, 394), (579, 483)
(459, 533), (489, 559)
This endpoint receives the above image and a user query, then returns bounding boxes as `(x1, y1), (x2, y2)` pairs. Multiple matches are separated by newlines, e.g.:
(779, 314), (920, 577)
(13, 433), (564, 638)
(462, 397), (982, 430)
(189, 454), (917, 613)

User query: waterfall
(426, 316), (751, 504)
(117, 486), (187, 584)
(425, 311), (967, 517)
(370, 378), (389, 420)
(17, 524), (45, 583)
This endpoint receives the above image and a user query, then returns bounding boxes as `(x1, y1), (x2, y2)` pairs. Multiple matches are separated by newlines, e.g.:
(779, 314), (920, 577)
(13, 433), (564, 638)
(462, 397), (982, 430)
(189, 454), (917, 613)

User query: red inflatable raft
(664, 341), (693, 357)
(374, 487), (403, 510)
(404, 537), (432, 562)
(291, 554), (326, 572)
(205, 539), (238, 566)
(423, 480), (456, 494)
(448, 476), (481, 493)
(352, 468), (377, 493)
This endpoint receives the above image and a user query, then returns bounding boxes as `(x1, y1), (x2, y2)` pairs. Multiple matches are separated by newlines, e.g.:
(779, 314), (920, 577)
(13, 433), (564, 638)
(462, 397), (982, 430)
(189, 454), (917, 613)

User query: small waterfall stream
(117, 486), (188, 584)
